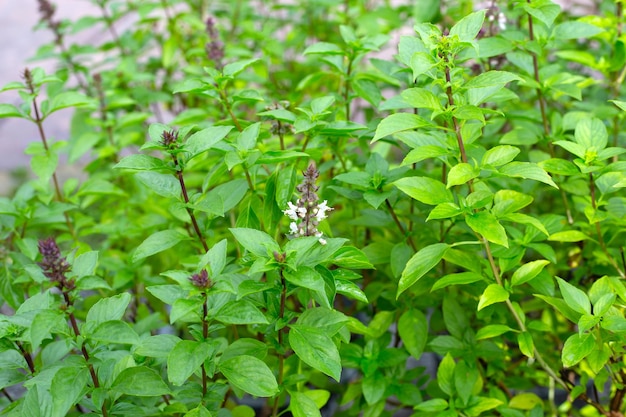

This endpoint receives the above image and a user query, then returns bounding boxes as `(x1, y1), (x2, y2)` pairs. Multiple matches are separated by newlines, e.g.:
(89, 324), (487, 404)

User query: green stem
(201, 293), (208, 397)
(272, 271), (287, 417)
(385, 199), (416, 251)
(62, 290), (108, 417)
(172, 155), (209, 253)
(27, 82), (77, 241)
(526, 4), (574, 224)
(589, 173), (626, 278)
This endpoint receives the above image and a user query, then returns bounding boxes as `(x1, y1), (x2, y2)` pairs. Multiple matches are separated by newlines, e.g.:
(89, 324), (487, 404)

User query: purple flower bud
(38, 237), (71, 285)
(189, 270), (211, 289)
(161, 129), (179, 149)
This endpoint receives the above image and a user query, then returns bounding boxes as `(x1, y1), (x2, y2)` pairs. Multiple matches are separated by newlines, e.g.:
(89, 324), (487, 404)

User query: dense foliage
(1, 0), (626, 416)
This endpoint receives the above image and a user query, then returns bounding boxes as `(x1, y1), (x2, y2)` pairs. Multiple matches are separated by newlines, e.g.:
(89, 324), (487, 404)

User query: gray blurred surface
(0, 1), (101, 194)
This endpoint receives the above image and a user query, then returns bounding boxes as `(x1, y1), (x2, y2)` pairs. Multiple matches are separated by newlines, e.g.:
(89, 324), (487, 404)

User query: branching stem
(172, 155), (209, 253)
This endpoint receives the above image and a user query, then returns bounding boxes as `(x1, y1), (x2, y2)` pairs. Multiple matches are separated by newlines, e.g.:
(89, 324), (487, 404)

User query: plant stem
(219, 89), (243, 131)
(344, 57), (353, 121)
(15, 341), (35, 374)
(443, 65), (468, 165)
(97, 0), (128, 56)
(482, 238), (568, 391)
(171, 155), (209, 253)
(201, 293), (208, 397)
(589, 173), (626, 278)
(27, 82), (77, 241)
(526, 4), (574, 224)
(93, 74), (117, 161)
(61, 290), (108, 417)
(1, 388), (13, 402)
(385, 199), (416, 251)
(272, 271), (287, 417)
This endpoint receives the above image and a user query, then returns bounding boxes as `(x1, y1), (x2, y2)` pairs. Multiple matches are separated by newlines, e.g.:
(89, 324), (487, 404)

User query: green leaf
(402, 145), (449, 165)
(50, 366), (89, 417)
(219, 355), (279, 397)
(548, 230), (590, 242)
(509, 393), (544, 410)
(72, 251), (98, 279)
(167, 340), (213, 386)
(481, 145), (520, 167)
(222, 58), (260, 77)
(574, 117), (607, 150)
(562, 332), (595, 367)
(363, 371), (387, 405)
(557, 277), (591, 315)
(449, 10), (485, 42)
(437, 353), (455, 396)
(237, 122), (261, 150)
(431, 272), (484, 291)
(539, 158), (580, 176)
(397, 243), (449, 298)
(601, 315), (626, 332)
(230, 228), (279, 257)
(112, 366), (171, 397)
(554, 21), (603, 40)
(466, 211), (508, 247)
(492, 189), (534, 216)
(372, 113), (433, 142)
(284, 266), (326, 295)
(289, 325), (341, 381)
(427, 203), (463, 221)
(522, 1), (560, 26)
(394, 176), (453, 205)
(303, 42), (344, 55)
(511, 260), (550, 287)
(114, 154), (167, 171)
(90, 320), (140, 345)
(133, 229), (189, 262)
(332, 246), (374, 269)
(186, 126), (233, 159)
(499, 162), (558, 188)
(593, 293), (616, 317)
(476, 324), (515, 340)
(257, 150), (310, 164)
(454, 361), (478, 406)
(86, 293), (132, 325)
(517, 332), (534, 358)
(47, 91), (95, 115)
(297, 307), (348, 335)
(478, 284), (509, 310)
(290, 391), (322, 417)
(221, 338), (268, 362)
(398, 310), (428, 359)
(401, 88), (442, 111)
(466, 71), (521, 89)
(215, 300), (269, 325)
(554, 140), (586, 159)
(135, 171), (180, 198)
(415, 398), (449, 412)
(410, 52), (438, 80)
(135, 334), (181, 358)
(335, 279), (368, 303)
(466, 397), (504, 415)
(0, 103), (24, 118)
(31, 152), (58, 182)
(447, 163), (479, 188)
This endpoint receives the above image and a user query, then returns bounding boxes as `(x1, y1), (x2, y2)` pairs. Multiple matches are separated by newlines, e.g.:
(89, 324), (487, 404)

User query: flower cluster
(189, 269), (211, 290)
(161, 129), (179, 150)
(37, 0), (63, 45)
(205, 17), (225, 70)
(283, 163), (333, 245)
(38, 237), (73, 289)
